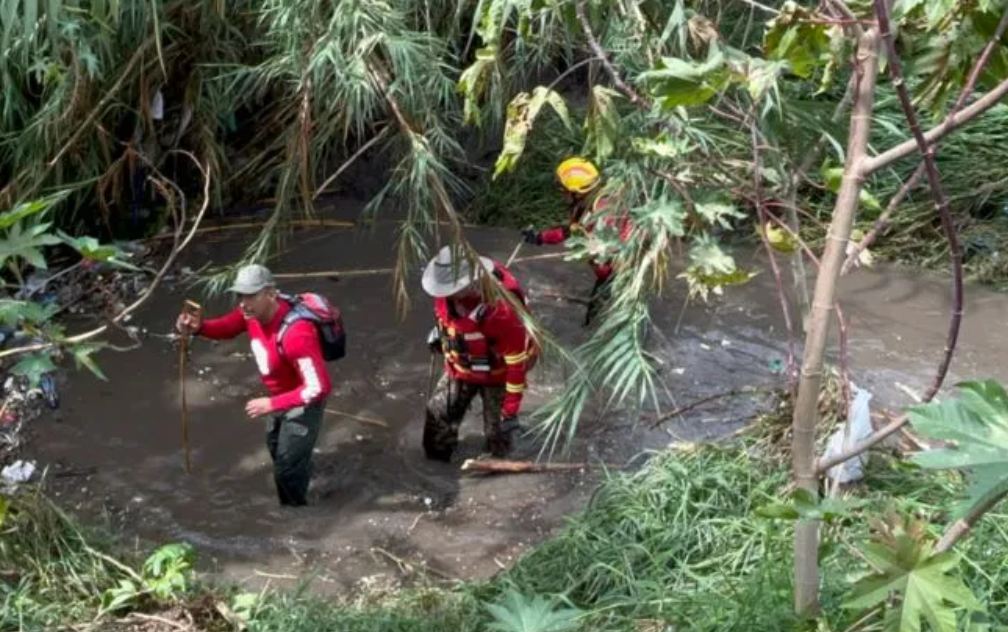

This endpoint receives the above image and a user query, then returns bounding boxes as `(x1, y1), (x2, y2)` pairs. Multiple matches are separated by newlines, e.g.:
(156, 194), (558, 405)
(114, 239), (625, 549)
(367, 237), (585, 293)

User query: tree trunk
(791, 27), (880, 617)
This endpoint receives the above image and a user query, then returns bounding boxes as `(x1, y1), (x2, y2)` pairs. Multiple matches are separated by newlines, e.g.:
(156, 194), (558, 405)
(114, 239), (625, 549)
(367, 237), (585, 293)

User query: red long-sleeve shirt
(435, 294), (529, 418)
(540, 195), (631, 281)
(198, 302), (331, 413)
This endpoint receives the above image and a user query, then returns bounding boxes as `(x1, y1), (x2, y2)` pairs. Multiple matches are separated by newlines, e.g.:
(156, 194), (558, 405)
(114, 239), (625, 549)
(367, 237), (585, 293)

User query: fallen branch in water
(647, 387), (773, 429)
(325, 407), (389, 428)
(461, 458), (619, 474)
(144, 219), (355, 241)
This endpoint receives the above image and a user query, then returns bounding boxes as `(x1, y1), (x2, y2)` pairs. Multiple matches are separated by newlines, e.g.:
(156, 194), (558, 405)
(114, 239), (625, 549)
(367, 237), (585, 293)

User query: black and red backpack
(277, 292), (346, 362)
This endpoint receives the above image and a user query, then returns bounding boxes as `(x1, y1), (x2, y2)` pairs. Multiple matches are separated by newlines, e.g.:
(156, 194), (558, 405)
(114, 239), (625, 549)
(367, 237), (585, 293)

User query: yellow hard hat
(556, 157), (601, 194)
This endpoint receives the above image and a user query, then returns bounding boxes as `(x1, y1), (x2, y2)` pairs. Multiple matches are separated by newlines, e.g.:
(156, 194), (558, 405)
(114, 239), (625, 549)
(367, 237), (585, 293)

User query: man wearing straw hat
(421, 245), (533, 462)
(520, 156), (632, 326)
(176, 264), (332, 506)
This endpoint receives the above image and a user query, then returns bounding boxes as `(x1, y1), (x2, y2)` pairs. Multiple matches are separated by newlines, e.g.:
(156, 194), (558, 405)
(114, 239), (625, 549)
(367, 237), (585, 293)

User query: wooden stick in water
(461, 458), (619, 474)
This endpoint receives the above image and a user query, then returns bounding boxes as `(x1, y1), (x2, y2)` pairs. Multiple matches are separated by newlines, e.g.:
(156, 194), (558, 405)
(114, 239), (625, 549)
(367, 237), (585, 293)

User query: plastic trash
(823, 383), (874, 484)
(2, 460), (36, 490)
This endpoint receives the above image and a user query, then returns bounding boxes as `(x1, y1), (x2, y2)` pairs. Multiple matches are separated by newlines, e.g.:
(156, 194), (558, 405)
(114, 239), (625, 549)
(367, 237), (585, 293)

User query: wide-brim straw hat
(421, 245), (494, 298)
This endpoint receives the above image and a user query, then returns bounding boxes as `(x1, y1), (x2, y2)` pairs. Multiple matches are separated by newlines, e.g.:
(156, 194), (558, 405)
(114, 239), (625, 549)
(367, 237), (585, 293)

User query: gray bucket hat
(228, 264), (276, 295)
(421, 246), (494, 298)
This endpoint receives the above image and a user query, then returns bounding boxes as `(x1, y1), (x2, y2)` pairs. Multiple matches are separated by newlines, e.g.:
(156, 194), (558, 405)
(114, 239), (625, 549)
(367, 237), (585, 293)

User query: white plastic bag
(1, 459), (36, 491)
(823, 383), (873, 484)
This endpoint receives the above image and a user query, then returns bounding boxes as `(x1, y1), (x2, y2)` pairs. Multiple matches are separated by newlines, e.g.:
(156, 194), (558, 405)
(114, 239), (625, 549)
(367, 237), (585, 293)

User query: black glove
(520, 225), (541, 245)
(427, 326), (443, 354)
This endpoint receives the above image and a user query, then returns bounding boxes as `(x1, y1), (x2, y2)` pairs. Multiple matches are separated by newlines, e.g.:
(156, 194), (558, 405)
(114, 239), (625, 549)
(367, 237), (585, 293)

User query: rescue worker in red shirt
(520, 157), (631, 326)
(421, 246), (532, 461)
(175, 264), (331, 506)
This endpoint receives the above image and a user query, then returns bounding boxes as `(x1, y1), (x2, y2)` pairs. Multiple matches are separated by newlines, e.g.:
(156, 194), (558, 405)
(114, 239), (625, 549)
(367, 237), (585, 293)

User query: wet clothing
(266, 402), (323, 506)
(197, 301), (331, 505)
(423, 375), (518, 461)
(538, 195), (630, 325)
(426, 262), (531, 460)
(198, 301), (331, 412)
(538, 194), (632, 283)
(432, 263), (531, 418)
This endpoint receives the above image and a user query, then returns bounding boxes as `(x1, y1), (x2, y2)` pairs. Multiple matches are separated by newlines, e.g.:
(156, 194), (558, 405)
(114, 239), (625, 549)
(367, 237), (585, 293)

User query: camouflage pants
(423, 375), (516, 462)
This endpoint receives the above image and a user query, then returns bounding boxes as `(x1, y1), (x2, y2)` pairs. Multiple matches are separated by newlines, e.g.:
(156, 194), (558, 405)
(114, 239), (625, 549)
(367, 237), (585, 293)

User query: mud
(24, 199), (1008, 595)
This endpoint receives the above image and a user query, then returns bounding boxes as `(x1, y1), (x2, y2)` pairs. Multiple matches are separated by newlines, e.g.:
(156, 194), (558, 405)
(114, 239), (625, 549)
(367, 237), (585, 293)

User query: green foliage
(100, 542), (195, 613)
(757, 488), (870, 523)
(485, 590), (581, 632)
(494, 87), (573, 178)
(843, 514), (983, 632)
(909, 380), (1008, 520)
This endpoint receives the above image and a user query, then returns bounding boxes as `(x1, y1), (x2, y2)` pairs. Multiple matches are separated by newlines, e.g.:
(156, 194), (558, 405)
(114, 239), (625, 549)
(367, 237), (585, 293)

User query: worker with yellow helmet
(521, 157), (632, 326)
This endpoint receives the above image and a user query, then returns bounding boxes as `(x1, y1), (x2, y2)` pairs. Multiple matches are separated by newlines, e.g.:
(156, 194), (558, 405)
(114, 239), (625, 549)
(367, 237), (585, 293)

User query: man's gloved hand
(520, 225), (540, 245)
(426, 326), (443, 354)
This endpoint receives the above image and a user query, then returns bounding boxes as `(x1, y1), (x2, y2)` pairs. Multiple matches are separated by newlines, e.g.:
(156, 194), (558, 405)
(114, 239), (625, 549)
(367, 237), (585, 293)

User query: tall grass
(6, 444), (1008, 631)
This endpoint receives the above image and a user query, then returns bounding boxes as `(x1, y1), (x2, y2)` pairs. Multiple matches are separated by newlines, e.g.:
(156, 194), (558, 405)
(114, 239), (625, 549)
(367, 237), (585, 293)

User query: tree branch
(574, 2), (650, 111)
(862, 74), (1008, 175)
(873, 0), (963, 403)
(935, 483), (1008, 553)
(843, 2), (1008, 272)
(0, 153), (212, 360)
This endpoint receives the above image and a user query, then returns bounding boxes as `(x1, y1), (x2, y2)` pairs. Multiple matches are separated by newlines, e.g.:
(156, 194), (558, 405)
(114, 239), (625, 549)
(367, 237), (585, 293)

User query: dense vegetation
(6, 0), (1008, 629)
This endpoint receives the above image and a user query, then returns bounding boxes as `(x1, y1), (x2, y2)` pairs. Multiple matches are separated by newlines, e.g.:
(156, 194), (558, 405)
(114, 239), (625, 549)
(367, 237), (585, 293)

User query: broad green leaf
(844, 523), (982, 632)
(494, 87), (572, 178)
(584, 85), (621, 162)
(757, 488), (869, 522)
(57, 231), (140, 270)
(694, 196), (744, 229)
(909, 380), (1008, 519)
(71, 343), (108, 381)
(639, 47), (730, 109)
(763, 1), (831, 79)
(12, 352), (57, 387)
(0, 192), (68, 229)
(0, 494), (7, 527)
(631, 135), (693, 159)
(687, 234), (735, 275)
(0, 299), (58, 326)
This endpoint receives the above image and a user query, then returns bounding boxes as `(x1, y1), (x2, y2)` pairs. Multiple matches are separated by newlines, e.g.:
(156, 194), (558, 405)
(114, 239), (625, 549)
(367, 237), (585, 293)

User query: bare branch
(844, 2), (1008, 272)
(873, 0), (963, 403)
(863, 75), (1008, 174)
(574, 2), (649, 111)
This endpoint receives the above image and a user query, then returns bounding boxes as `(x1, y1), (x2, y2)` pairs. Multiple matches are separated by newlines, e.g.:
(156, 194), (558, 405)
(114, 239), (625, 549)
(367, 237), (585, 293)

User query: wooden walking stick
(505, 239), (524, 267)
(179, 300), (201, 475)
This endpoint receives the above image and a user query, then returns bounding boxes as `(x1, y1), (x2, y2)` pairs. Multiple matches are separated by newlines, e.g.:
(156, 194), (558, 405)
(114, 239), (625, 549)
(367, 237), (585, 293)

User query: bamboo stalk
(791, 25), (882, 617)
(179, 332), (192, 475)
(461, 458), (619, 474)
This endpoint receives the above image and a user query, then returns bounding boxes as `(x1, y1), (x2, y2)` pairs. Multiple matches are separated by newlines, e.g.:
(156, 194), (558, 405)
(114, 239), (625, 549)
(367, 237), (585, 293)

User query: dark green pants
(265, 402), (323, 506)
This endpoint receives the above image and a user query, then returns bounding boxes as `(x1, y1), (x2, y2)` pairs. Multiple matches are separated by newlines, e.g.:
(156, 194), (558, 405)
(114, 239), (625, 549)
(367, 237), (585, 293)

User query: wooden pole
(461, 458), (620, 474)
(178, 300), (201, 475)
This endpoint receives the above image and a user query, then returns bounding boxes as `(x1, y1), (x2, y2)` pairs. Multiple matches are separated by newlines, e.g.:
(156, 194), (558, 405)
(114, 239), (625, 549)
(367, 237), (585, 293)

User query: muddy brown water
(24, 203), (1008, 594)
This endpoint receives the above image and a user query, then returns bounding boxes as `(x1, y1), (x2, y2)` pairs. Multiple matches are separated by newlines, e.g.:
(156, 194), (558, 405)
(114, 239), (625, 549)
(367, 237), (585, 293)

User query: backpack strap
(276, 295), (316, 358)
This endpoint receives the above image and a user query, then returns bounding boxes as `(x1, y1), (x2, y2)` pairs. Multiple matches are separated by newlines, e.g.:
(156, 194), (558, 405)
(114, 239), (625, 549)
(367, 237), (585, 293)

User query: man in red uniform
(521, 157), (631, 326)
(421, 246), (532, 461)
(176, 264), (331, 506)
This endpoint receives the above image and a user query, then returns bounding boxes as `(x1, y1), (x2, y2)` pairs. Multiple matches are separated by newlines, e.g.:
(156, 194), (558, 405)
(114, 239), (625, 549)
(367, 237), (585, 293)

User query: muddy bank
(23, 205), (1008, 595)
